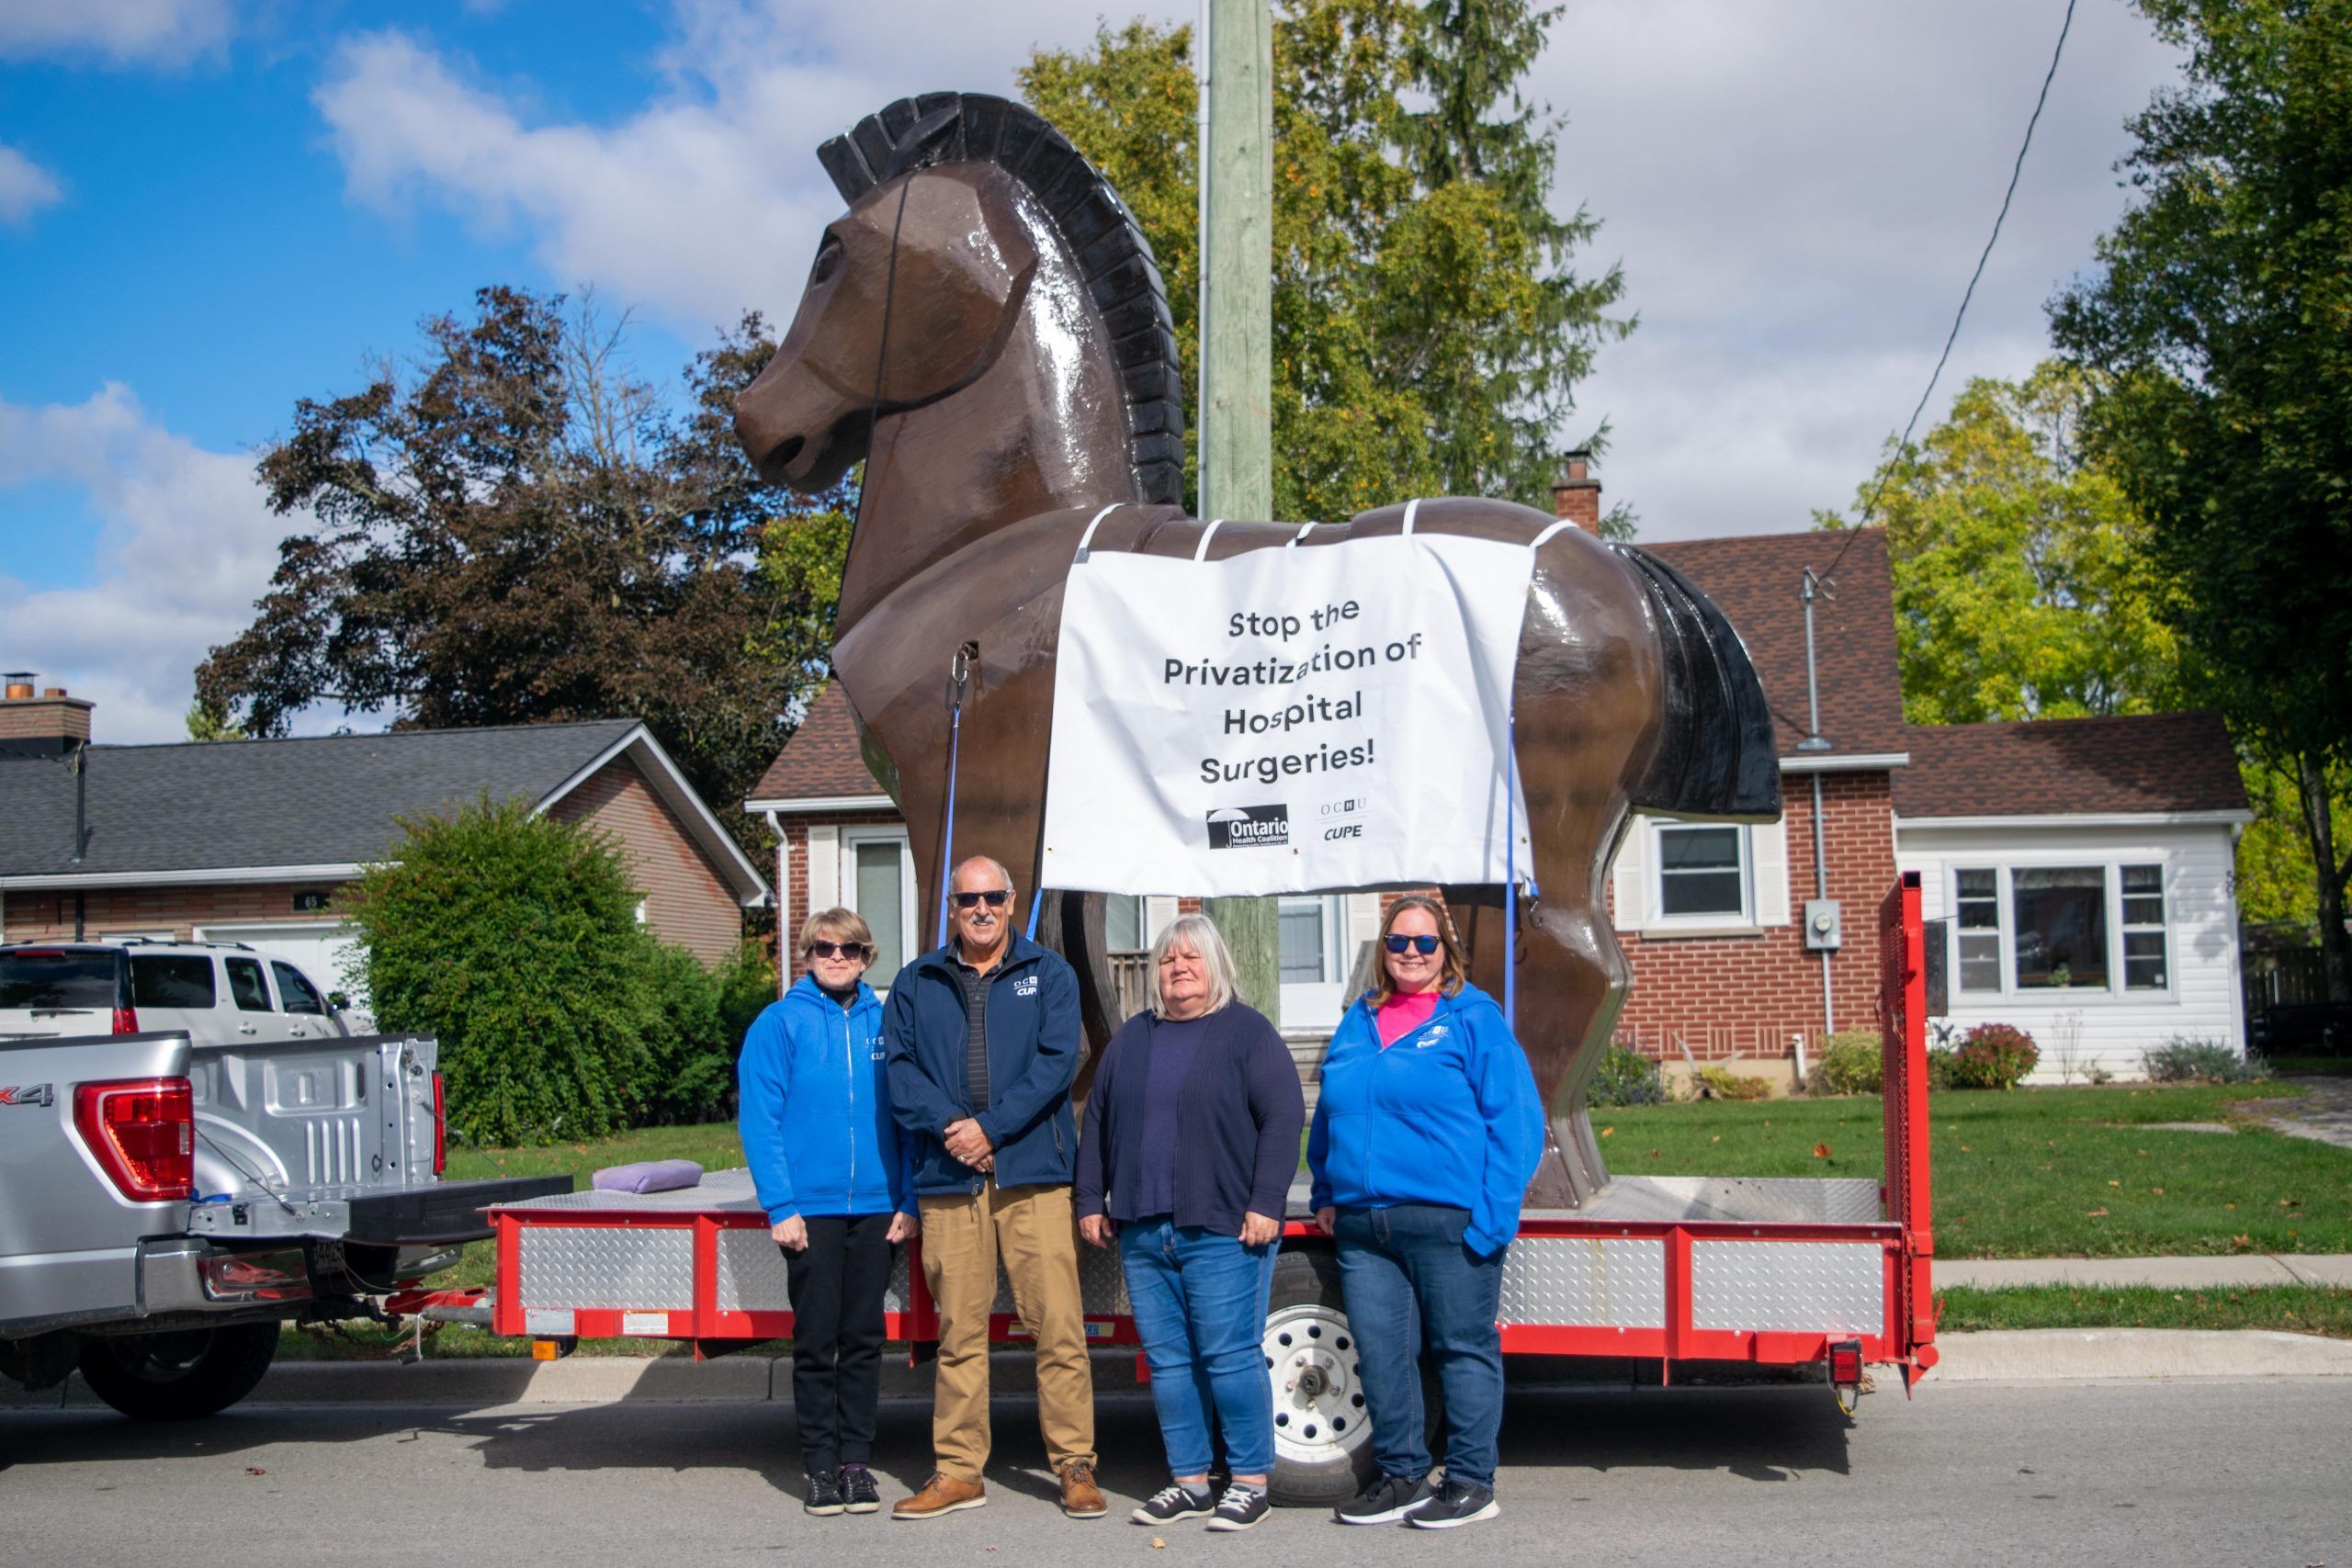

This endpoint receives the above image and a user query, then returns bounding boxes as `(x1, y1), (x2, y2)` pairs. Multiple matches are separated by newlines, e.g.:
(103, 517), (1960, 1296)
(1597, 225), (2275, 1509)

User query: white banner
(1039, 534), (1533, 897)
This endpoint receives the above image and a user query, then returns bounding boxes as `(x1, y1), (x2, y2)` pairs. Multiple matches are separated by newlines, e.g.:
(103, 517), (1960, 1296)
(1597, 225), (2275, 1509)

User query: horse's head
(736, 93), (1183, 503)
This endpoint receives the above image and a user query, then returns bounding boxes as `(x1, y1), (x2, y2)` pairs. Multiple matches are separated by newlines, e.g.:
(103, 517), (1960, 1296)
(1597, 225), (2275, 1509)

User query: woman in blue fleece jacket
(1307, 895), (1543, 1530)
(738, 908), (917, 1518)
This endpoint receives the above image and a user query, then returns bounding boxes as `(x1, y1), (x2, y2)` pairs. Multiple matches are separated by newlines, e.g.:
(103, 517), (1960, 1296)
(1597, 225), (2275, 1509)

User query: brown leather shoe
(1057, 1461), (1107, 1519)
(892, 1472), (987, 1520)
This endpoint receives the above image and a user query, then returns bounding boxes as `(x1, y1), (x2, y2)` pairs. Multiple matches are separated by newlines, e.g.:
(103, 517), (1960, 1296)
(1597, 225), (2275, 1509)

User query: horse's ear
(889, 102), (964, 176)
(819, 133), (877, 205)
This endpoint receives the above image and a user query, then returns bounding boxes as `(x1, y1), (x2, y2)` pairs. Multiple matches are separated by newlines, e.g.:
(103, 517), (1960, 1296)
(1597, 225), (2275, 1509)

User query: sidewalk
(1937, 1252), (2352, 1290)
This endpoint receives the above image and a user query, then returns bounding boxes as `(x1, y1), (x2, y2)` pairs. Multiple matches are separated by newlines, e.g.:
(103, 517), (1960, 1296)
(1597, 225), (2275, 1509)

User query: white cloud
(0, 141), (62, 224)
(0, 0), (235, 66)
(314, 2), (1186, 329)
(0, 385), (288, 743)
(311, 1), (2184, 545)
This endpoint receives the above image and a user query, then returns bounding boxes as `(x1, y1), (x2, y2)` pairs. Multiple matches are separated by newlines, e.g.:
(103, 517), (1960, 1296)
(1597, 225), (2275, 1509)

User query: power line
(1825, 0), (2078, 585)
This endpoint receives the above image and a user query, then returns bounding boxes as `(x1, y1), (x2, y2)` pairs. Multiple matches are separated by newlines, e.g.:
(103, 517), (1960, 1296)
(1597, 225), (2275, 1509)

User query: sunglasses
(951, 888), (1012, 909)
(807, 940), (872, 960)
(1385, 933), (1442, 955)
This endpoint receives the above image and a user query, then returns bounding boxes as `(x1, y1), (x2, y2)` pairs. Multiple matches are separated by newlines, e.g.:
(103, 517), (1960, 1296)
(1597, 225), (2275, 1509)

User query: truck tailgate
(186, 1173), (576, 1246)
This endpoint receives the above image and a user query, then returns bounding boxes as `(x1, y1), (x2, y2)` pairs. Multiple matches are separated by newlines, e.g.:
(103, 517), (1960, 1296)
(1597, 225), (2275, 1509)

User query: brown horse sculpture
(736, 93), (1779, 1208)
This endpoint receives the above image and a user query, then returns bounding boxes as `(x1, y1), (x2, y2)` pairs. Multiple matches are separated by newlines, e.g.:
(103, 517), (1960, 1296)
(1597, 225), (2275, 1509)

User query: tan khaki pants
(918, 1181), (1096, 1481)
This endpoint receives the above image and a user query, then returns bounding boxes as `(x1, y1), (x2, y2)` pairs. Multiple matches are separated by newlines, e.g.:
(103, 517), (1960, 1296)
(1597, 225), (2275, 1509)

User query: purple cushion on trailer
(591, 1159), (704, 1195)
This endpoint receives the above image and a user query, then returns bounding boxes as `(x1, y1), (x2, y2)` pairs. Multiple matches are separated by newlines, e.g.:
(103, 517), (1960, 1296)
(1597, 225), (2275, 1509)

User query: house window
(2012, 867), (2109, 989)
(1277, 894), (1351, 1029)
(1105, 895), (1145, 953)
(2120, 863), (2168, 990)
(1656, 824), (1748, 920)
(851, 837), (910, 981)
(1953, 868), (2002, 993)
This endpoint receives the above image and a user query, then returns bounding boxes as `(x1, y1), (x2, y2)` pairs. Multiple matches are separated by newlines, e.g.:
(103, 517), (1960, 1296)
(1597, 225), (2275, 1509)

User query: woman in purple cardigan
(1076, 914), (1305, 1534)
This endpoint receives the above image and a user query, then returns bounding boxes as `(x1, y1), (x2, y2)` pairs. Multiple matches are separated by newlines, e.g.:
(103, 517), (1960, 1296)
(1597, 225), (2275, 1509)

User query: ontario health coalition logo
(1206, 805), (1290, 850)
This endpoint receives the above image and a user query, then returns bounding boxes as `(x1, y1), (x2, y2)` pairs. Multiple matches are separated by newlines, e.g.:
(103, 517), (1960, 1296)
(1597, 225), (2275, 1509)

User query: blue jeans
(1333, 1203), (1506, 1488)
(1118, 1218), (1281, 1477)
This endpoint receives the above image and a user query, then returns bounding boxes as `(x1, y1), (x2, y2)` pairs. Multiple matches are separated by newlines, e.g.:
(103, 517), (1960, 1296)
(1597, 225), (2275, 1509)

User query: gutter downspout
(764, 808), (786, 998)
(1799, 568), (1834, 1037)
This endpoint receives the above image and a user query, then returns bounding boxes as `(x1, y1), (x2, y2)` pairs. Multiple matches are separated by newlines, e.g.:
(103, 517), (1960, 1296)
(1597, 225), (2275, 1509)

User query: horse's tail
(1612, 543), (1782, 820)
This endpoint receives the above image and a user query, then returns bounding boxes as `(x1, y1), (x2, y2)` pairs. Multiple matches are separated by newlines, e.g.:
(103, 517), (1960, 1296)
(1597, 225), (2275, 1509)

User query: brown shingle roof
(1894, 713), (2247, 818)
(745, 681), (886, 804)
(1646, 529), (1907, 759)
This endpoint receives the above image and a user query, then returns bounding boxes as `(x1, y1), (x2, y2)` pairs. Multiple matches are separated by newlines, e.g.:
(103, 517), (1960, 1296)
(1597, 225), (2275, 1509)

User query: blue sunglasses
(1384, 934), (1441, 955)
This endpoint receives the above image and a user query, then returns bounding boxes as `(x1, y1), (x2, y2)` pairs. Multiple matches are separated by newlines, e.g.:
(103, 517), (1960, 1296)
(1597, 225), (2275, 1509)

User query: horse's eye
(810, 239), (843, 285)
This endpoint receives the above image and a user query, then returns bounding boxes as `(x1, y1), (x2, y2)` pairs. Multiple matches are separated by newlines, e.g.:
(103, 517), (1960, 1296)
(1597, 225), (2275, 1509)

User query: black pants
(785, 1213), (895, 1471)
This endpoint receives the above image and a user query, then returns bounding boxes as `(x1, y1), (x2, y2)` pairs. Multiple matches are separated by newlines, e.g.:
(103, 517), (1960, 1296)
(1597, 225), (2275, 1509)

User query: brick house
(0, 682), (769, 993)
(747, 465), (2249, 1081)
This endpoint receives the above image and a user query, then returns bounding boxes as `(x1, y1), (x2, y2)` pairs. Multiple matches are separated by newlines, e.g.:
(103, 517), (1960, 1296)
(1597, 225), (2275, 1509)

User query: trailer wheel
(77, 1324), (279, 1421)
(1264, 1248), (1376, 1506)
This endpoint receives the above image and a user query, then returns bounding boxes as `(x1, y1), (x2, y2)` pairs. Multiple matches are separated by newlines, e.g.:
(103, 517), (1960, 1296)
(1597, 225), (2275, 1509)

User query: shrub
(1696, 1065), (1772, 1101)
(1810, 1030), (1884, 1096)
(638, 940), (733, 1125)
(1951, 1023), (2039, 1090)
(2143, 1036), (2258, 1084)
(715, 940), (779, 1053)
(341, 796), (653, 1145)
(1588, 1044), (1668, 1107)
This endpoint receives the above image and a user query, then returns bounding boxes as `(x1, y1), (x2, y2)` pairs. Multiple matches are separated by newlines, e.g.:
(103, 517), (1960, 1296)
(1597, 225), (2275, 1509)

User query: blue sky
(0, 1), (2183, 742)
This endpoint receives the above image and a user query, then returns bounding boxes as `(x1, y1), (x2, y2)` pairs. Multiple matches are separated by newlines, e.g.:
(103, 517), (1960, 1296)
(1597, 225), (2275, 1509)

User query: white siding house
(1893, 716), (2252, 1083)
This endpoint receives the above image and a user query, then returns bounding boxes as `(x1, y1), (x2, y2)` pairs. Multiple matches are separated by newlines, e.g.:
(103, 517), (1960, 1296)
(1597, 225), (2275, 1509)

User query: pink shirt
(1375, 990), (1440, 1048)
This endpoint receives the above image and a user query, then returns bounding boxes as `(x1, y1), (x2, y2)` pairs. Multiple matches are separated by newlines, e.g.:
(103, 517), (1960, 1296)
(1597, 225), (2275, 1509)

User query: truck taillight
(74, 1077), (194, 1202)
(432, 1071), (447, 1176)
(111, 1004), (139, 1035)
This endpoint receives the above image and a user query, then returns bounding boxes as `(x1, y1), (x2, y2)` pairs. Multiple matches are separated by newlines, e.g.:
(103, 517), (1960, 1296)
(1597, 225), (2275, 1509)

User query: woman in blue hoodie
(1307, 895), (1543, 1531)
(739, 908), (918, 1518)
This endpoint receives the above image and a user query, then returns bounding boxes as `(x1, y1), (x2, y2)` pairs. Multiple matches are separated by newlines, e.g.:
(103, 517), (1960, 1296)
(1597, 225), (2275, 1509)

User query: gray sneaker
(1206, 1483), (1271, 1532)
(1335, 1472), (1432, 1525)
(1132, 1483), (1216, 1525)
(1405, 1476), (1498, 1529)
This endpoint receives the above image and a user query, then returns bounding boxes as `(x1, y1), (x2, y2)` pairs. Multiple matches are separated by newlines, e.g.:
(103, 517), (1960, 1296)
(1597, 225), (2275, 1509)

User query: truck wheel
(77, 1324), (279, 1421)
(1264, 1248), (1376, 1506)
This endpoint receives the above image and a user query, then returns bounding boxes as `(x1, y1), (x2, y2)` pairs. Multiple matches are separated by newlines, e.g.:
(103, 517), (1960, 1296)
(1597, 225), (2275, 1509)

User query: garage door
(193, 921), (373, 1029)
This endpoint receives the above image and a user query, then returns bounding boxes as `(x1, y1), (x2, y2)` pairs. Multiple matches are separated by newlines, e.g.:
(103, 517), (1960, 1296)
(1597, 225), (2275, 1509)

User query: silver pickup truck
(1, 1026), (567, 1418)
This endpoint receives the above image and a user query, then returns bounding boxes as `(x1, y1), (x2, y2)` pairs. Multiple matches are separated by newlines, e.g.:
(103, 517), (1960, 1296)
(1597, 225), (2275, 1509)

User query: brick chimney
(0, 672), (94, 754)
(1551, 447), (1602, 535)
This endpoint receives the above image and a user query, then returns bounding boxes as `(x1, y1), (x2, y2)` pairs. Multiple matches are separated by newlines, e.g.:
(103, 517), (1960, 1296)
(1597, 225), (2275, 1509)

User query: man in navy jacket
(883, 855), (1102, 1521)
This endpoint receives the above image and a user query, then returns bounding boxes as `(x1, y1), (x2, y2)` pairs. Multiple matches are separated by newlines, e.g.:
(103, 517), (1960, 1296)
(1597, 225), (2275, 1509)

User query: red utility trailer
(425, 874), (1936, 1500)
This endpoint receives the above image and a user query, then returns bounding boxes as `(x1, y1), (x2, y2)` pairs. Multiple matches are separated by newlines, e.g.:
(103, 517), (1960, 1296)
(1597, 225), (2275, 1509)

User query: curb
(11, 1330), (2352, 1413)
(1928, 1328), (2352, 1382)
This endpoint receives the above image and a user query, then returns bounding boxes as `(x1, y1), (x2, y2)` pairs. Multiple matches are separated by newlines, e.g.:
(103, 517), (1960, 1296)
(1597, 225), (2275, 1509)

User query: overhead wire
(1822, 0), (2079, 588)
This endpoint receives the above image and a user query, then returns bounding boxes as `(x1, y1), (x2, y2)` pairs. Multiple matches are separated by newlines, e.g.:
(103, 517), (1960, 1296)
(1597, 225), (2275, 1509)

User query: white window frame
(1647, 821), (1754, 928)
(840, 826), (917, 993)
(2119, 863), (2170, 993)
(1939, 860), (2177, 1005)
(1277, 893), (1351, 1032)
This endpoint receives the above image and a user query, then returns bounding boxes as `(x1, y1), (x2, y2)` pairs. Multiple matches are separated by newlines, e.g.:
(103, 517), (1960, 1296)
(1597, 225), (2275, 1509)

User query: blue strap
(1503, 716), (1518, 1034)
(1025, 887), (1043, 941)
(935, 694), (964, 948)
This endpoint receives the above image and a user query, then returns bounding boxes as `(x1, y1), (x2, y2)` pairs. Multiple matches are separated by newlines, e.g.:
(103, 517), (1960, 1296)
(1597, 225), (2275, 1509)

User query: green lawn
(1593, 1080), (2352, 1258)
(1939, 1284), (2352, 1338)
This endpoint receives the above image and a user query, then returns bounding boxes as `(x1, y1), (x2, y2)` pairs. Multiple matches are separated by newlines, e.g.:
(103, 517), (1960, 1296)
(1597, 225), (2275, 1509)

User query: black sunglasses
(807, 940), (871, 960)
(1385, 933), (1442, 955)
(951, 888), (1012, 909)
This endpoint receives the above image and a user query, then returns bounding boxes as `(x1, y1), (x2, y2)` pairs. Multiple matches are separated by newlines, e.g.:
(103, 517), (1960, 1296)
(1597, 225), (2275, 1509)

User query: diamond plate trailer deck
(463, 874), (1937, 1391)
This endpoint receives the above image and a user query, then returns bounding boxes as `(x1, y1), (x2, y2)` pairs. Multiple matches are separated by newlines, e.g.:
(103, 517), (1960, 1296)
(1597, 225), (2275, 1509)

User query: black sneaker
(1405, 1476), (1498, 1529)
(1131, 1482), (1216, 1525)
(803, 1468), (845, 1517)
(1205, 1483), (1271, 1532)
(1335, 1472), (1432, 1525)
(839, 1465), (881, 1514)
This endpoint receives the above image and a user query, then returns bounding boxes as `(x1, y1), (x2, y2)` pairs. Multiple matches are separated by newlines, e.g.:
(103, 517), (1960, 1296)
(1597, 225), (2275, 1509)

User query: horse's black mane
(820, 93), (1184, 506)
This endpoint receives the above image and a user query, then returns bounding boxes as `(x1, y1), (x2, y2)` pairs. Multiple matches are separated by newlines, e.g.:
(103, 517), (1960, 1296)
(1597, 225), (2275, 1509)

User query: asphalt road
(3, 1382), (2346, 1568)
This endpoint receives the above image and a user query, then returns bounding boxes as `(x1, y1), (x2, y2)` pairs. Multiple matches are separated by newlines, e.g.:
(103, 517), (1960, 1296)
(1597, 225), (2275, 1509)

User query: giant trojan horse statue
(734, 95), (1779, 1210)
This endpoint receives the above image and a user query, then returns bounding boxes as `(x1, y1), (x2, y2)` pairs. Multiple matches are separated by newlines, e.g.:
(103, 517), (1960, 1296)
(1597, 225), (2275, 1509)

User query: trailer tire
(77, 1323), (279, 1421)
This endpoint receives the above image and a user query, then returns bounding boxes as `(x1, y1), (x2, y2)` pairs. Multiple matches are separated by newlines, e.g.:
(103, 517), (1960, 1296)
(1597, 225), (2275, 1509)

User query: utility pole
(1196, 0), (1282, 1023)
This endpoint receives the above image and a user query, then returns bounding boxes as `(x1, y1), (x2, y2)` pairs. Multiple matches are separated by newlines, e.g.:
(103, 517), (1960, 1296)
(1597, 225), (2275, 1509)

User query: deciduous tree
(2049, 0), (2352, 996)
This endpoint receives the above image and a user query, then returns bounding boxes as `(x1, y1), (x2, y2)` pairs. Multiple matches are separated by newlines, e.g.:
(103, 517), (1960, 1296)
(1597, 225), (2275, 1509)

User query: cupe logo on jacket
(1014, 976), (1039, 997)
(1418, 1024), (1449, 1048)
